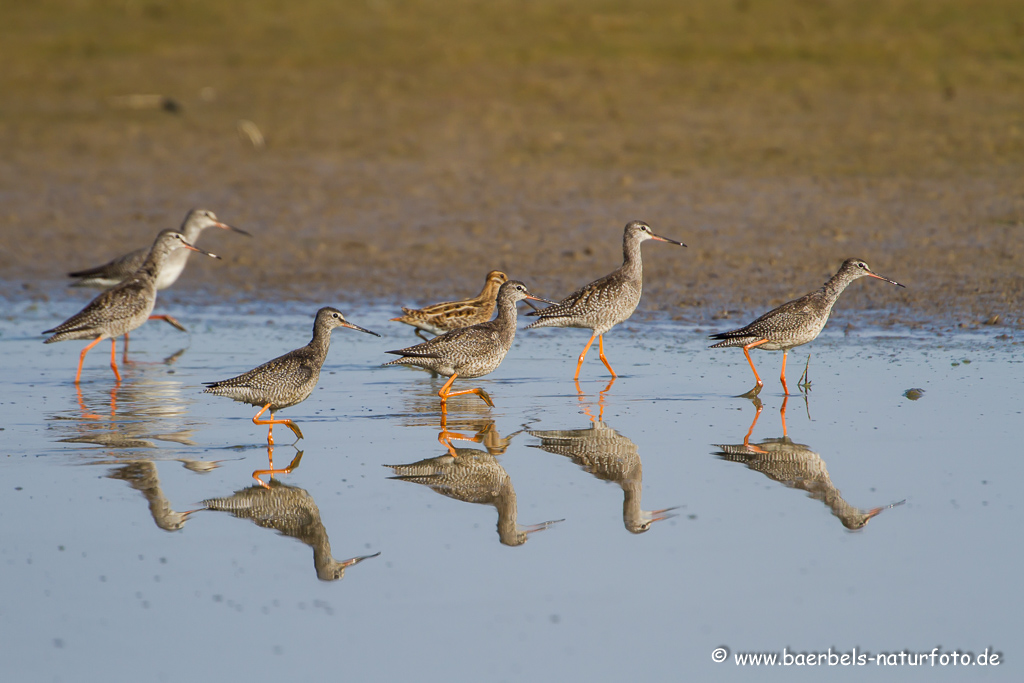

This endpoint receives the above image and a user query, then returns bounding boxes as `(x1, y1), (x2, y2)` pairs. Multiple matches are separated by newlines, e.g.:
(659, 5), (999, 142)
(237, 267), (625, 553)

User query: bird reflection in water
(715, 396), (905, 530)
(57, 372), (196, 450)
(202, 451), (380, 581)
(529, 378), (677, 533)
(385, 419), (562, 546)
(106, 460), (200, 531)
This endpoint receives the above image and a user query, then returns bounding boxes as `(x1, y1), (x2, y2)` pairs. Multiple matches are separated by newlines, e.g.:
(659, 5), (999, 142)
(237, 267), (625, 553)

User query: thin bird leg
(740, 338), (769, 397)
(252, 449), (304, 488)
(779, 395), (790, 438)
(597, 334), (617, 377)
(148, 314), (187, 332)
(252, 403), (304, 445)
(780, 349), (790, 395)
(574, 333), (598, 380)
(438, 373), (494, 407)
(74, 337), (103, 384)
(742, 398), (766, 453)
(109, 338), (122, 382)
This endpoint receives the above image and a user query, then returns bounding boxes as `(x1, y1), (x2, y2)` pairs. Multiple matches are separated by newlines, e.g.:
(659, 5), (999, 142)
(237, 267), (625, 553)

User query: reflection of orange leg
(252, 403), (304, 445)
(597, 334), (617, 377)
(252, 449), (303, 488)
(741, 339), (769, 394)
(574, 333), (598, 380)
(742, 399), (766, 452)
(780, 395), (789, 438)
(109, 338), (122, 382)
(438, 373), (494, 408)
(74, 337), (103, 384)
(780, 350), (790, 395)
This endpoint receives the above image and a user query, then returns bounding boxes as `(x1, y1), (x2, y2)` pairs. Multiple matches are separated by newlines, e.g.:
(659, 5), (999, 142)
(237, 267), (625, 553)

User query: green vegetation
(2, 0), (1023, 175)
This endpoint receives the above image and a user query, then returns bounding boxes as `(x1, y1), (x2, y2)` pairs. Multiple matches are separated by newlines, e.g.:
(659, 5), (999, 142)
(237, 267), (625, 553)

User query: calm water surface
(2, 296), (1021, 682)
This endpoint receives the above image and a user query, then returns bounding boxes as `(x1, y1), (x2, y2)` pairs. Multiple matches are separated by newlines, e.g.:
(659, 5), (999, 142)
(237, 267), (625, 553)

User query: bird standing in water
(203, 307), (379, 444)
(44, 230), (220, 383)
(710, 258), (904, 396)
(526, 221), (685, 380)
(385, 280), (553, 411)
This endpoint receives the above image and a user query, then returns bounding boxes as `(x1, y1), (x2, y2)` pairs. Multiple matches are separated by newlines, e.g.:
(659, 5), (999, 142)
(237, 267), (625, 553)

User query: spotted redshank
(391, 270), (508, 339)
(710, 258), (904, 396)
(44, 230), (220, 383)
(68, 208), (247, 290)
(203, 307), (379, 444)
(384, 280), (553, 411)
(526, 220), (685, 380)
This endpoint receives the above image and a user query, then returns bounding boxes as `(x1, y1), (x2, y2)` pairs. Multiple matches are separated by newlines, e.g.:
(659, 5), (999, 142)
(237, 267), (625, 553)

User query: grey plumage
(715, 437), (899, 530)
(526, 220), (684, 378)
(203, 307), (378, 442)
(530, 420), (676, 533)
(709, 258), (904, 393)
(202, 480), (379, 580)
(68, 208), (248, 290)
(710, 258), (904, 352)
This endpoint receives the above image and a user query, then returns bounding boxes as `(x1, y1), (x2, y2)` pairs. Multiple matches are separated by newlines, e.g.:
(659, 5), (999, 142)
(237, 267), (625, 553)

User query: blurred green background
(4, 0), (1022, 175)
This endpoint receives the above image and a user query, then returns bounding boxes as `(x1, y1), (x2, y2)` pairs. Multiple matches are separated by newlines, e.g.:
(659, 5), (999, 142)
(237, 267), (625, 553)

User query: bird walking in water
(44, 230), (220, 383)
(385, 280), (553, 411)
(709, 258), (904, 396)
(391, 270), (508, 339)
(203, 307), (379, 444)
(68, 208), (248, 333)
(526, 220), (685, 380)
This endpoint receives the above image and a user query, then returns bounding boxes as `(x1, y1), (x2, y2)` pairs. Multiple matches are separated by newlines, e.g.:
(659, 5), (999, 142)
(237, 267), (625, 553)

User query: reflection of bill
(202, 474), (379, 581)
(386, 421), (562, 546)
(715, 397), (904, 530)
(106, 460), (199, 532)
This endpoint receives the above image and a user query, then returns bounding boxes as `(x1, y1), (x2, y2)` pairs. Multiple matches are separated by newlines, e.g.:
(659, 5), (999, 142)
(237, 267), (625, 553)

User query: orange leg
(437, 373), (493, 409)
(252, 448), (303, 488)
(740, 339), (769, 395)
(779, 350), (790, 395)
(252, 403), (304, 445)
(74, 337), (103, 384)
(109, 338), (122, 382)
(742, 398), (766, 453)
(597, 334), (617, 377)
(574, 333), (598, 380)
(779, 395), (789, 438)
(148, 314), (187, 332)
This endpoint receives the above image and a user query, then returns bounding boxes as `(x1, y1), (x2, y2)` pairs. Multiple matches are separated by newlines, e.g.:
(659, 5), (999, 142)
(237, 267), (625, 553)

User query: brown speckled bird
(384, 280), (553, 410)
(391, 270), (508, 339)
(526, 220), (685, 380)
(44, 230), (220, 383)
(203, 307), (379, 444)
(710, 258), (904, 395)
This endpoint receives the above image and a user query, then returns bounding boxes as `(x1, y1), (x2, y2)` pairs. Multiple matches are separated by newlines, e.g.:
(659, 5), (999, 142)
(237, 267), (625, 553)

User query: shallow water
(2, 297), (1021, 682)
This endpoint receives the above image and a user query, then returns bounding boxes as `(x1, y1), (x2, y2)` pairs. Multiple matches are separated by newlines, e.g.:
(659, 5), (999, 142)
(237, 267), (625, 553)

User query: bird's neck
(621, 236), (643, 278)
(821, 269), (855, 303)
(308, 323), (333, 359)
(493, 296), (520, 334)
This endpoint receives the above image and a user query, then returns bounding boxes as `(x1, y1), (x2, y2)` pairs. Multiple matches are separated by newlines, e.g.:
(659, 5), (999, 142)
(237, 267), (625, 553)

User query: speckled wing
(68, 247), (147, 282)
(203, 350), (315, 402)
(525, 269), (636, 328)
(386, 323), (502, 360)
(710, 293), (820, 347)
(43, 279), (152, 341)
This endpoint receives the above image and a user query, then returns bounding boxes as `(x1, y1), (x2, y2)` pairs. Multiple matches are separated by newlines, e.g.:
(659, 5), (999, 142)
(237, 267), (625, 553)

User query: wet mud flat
(2, 298), (1022, 681)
